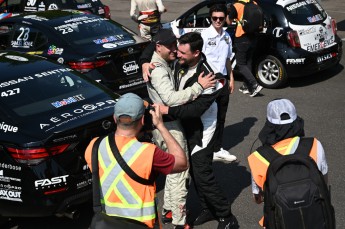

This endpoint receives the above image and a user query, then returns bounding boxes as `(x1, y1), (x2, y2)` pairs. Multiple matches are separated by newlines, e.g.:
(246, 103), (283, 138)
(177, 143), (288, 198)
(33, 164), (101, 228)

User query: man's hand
(198, 71), (216, 89)
(158, 104), (169, 115)
(229, 72), (235, 94)
(142, 63), (156, 82)
(149, 104), (164, 129)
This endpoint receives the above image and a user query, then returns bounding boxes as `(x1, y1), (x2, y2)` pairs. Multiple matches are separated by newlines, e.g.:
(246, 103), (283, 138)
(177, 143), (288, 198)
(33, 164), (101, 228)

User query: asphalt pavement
(3, 0), (345, 228)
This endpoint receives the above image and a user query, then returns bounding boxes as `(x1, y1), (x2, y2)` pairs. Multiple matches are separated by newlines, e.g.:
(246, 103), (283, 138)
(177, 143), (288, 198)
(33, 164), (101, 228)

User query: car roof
(3, 10), (94, 26)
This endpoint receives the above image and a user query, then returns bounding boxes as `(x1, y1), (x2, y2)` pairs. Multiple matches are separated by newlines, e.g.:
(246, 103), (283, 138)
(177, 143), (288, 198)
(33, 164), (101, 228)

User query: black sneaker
(217, 215), (238, 229)
(239, 84), (250, 94)
(193, 209), (215, 226)
(162, 209), (172, 224)
(249, 84), (263, 97)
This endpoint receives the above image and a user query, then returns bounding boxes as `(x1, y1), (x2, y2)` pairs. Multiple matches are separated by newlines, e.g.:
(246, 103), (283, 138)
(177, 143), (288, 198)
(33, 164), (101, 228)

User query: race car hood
(0, 97), (117, 145)
(289, 16), (337, 52)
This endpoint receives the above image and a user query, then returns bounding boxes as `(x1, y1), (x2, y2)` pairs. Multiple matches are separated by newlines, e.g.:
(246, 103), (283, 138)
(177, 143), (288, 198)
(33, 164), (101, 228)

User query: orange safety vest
(96, 135), (157, 228)
(247, 136), (318, 226)
(233, 0), (256, 38)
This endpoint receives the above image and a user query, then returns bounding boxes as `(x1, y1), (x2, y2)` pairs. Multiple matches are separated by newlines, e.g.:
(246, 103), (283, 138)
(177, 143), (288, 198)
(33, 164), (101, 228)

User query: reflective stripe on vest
(234, 0), (252, 37)
(98, 136), (155, 222)
(252, 136), (299, 166)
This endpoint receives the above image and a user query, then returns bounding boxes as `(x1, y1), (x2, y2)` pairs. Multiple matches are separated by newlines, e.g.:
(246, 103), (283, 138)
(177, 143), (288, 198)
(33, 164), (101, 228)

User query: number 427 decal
(1, 88), (20, 97)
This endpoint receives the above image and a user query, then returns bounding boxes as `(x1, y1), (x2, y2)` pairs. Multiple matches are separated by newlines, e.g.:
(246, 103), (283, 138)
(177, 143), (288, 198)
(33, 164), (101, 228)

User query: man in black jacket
(157, 32), (238, 229)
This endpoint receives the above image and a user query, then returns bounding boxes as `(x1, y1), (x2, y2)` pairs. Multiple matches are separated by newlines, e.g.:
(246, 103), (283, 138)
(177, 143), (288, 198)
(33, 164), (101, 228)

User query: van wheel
(255, 55), (288, 88)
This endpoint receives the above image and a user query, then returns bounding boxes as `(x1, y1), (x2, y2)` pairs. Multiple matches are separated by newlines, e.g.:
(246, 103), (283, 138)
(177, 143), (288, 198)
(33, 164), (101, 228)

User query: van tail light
(67, 60), (109, 73)
(104, 5), (111, 19)
(331, 18), (337, 35)
(7, 144), (71, 165)
(287, 30), (301, 48)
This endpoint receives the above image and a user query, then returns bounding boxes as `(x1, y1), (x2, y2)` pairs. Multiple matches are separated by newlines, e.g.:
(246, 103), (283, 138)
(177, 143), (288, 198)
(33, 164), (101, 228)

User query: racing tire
(255, 55), (288, 89)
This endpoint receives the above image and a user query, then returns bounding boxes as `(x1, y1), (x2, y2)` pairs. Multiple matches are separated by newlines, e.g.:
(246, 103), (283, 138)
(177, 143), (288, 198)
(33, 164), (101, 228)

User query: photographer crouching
(84, 92), (188, 229)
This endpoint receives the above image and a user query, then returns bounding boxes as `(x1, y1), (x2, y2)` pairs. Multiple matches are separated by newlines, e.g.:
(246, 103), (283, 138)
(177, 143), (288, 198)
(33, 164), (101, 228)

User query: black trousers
(214, 80), (230, 151)
(234, 39), (258, 89)
(189, 134), (232, 218)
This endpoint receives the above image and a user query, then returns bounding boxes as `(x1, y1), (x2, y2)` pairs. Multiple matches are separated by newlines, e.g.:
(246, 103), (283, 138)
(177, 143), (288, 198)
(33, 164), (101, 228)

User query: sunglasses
(211, 16), (225, 22)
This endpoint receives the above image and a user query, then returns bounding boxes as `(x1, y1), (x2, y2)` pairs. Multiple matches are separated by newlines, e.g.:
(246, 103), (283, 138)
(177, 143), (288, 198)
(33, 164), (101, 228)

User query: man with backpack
(227, 0), (263, 97)
(248, 98), (334, 228)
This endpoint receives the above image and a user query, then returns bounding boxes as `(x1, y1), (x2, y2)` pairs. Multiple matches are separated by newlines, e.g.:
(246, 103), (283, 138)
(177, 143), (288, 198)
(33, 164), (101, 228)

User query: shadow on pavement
(289, 63), (344, 88)
(223, 117), (258, 153)
(186, 161), (251, 226)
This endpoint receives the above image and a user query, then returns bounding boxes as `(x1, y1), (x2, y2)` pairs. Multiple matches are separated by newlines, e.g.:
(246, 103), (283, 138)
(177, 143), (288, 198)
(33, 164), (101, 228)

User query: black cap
(153, 29), (177, 45)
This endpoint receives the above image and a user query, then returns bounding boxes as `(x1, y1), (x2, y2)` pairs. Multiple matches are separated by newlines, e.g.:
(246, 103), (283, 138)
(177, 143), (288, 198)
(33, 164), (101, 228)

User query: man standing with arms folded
(85, 93), (188, 228)
(228, 0), (263, 97)
(148, 29), (216, 229)
(159, 32), (238, 229)
(130, 0), (166, 40)
(201, 4), (237, 162)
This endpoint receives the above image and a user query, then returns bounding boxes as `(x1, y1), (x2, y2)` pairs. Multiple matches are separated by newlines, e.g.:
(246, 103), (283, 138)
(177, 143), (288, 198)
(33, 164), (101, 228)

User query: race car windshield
(283, 0), (327, 25)
(0, 67), (107, 117)
(53, 16), (135, 46)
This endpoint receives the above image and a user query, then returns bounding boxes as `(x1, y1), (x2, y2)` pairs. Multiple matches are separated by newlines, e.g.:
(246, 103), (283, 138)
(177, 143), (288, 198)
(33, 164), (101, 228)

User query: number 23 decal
(1, 88), (20, 97)
(17, 27), (30, 41)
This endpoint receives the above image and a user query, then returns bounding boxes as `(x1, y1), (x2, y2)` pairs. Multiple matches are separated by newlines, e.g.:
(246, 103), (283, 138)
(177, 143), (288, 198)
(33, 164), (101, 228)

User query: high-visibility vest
(233, 0), (254, 38)
(97, 135), (157, 228)
(248, 136), (318, 191)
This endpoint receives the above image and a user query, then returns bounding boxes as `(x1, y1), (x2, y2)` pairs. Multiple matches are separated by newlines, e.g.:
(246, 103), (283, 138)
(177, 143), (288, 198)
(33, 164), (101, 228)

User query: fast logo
(35, 175), (69, 189)
(51, 94), (85, 108)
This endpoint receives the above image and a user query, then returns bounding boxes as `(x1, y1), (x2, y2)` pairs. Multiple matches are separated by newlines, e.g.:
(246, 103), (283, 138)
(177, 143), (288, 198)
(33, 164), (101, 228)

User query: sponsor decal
(57, 57), (64, 64)
(285, 0), (317, 11)
(4, 55), (28, 62)
(1, 88), (20, 97)
(48, 4), (58, 10)
(51, 94), (85, 108)
(0, 76), (33, 88)
(317, 52), (337, 63)
(93, 35), (124, 44)
(273, 27), (284, 38)
(298, 27), (316, 36)
(0, 68), (72, 89)
(307, 37), (334, 51)
(26, 51), (44, 55)
(52, 134), (78, 143)
(34, 68), (72, 78)
(207, 38), (216, 46)
(76, 178), (92, 189)
(103, 43), (117, 48)
(0, 189), (22, 202)
(38, 2), (45, 11)
(40, 100), (116, 131)
(307, 14), (322, 23)
(35, 175), (69, 189)
(83, 164), (89, 171)
(0, 170), (21, 183)
(77, 3), (92, 9)
(11, 27), (33, 48)
(123, 61), (139, 75)
(0, 183), (21, 190)
(47, 45), (64, 55)
(0, 122), (18, 133)
(286, 58), (306, 64)
(119, 80), (145, 89)
(0, 163), (21, 171)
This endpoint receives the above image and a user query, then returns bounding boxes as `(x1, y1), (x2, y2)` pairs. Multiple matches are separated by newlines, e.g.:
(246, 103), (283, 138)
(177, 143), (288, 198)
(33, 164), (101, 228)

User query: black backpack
(256, 138), (335, 229)
(238, 0), (264, 34)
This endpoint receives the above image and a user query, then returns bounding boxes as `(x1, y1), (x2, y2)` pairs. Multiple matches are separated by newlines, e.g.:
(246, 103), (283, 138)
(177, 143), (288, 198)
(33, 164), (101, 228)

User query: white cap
(267, 99), (297, 125)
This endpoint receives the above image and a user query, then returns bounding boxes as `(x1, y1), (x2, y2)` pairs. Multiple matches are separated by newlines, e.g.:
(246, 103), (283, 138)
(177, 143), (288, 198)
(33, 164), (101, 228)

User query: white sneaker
(213, 148), (237, 162)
